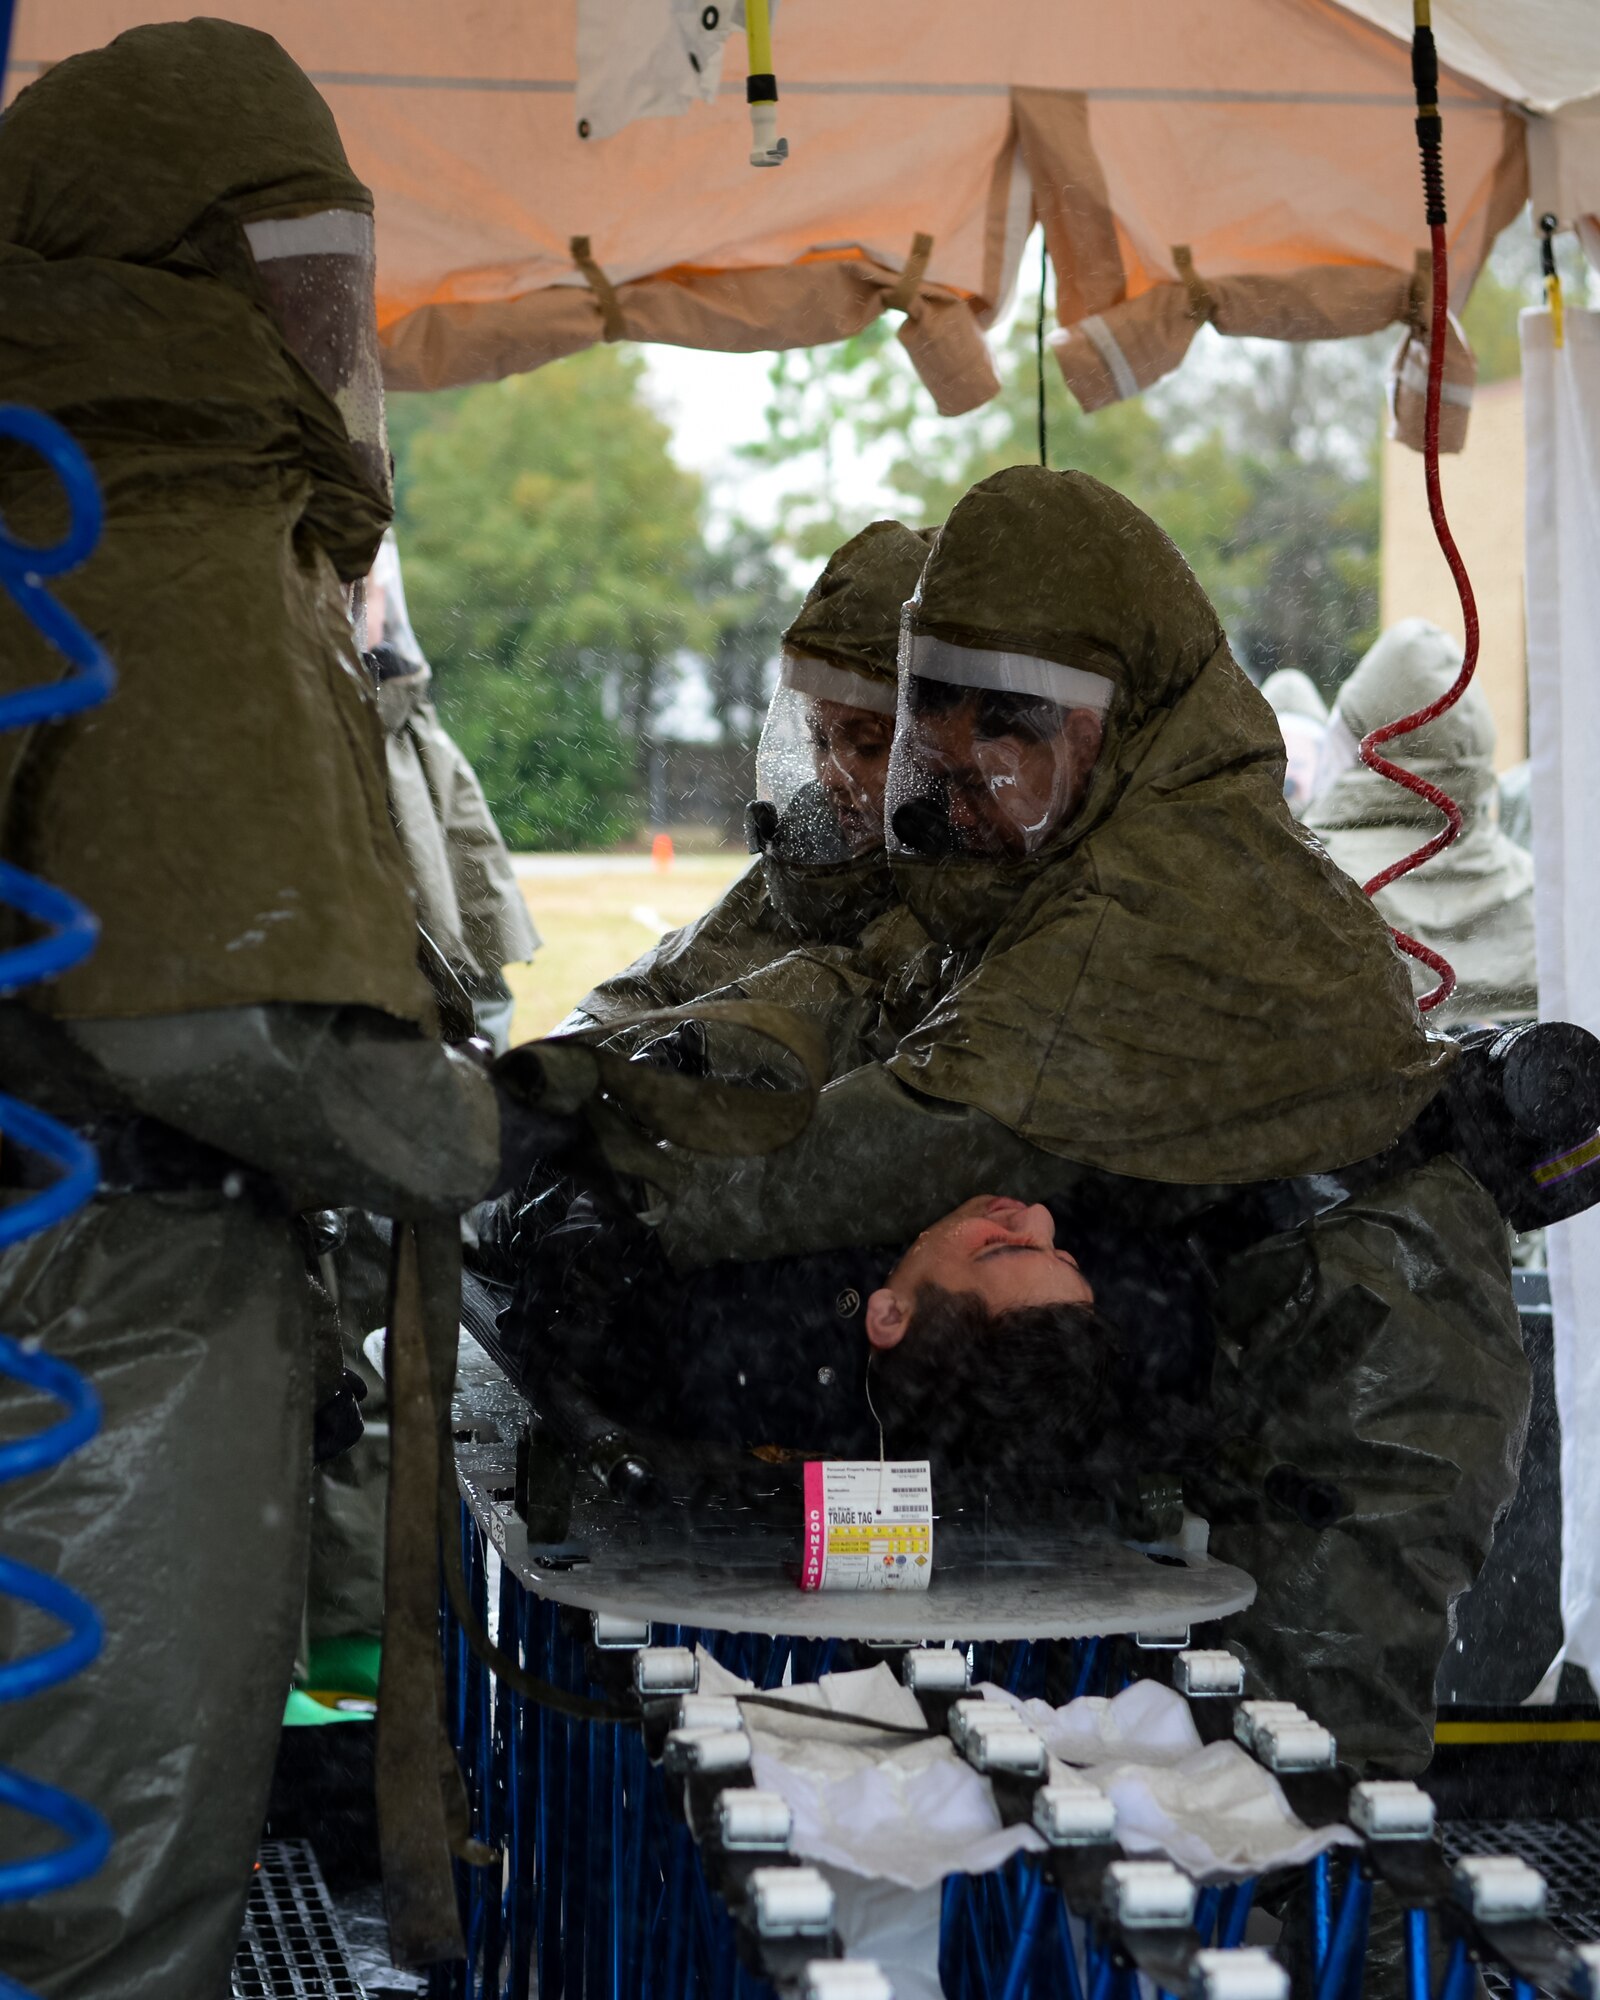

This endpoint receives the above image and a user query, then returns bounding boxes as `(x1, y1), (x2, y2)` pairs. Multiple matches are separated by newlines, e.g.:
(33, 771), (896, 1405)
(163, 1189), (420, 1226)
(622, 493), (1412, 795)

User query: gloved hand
(488, 1041), (596, 1198)
(312, 1366), (367, 1464)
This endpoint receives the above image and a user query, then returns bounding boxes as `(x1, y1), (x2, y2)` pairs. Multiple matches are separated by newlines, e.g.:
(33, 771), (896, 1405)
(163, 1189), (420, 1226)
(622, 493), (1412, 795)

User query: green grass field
(505, 852), (749, 1042)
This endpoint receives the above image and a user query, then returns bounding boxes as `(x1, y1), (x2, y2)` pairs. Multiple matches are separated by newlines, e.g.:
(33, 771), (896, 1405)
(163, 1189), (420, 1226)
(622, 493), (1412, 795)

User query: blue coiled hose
(0, 403), (116, 1941)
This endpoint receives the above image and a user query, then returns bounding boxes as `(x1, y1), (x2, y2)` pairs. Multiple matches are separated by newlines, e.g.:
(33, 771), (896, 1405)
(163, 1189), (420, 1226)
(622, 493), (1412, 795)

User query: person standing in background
(366, 528), (540, 1054)
(1260, 666), (1331, 819)
(1306, 619), (1536, 1028)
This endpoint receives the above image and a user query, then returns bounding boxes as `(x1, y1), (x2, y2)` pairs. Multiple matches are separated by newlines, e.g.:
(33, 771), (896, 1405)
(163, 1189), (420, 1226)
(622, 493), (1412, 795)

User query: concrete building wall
(1380, 375), (1527, 769)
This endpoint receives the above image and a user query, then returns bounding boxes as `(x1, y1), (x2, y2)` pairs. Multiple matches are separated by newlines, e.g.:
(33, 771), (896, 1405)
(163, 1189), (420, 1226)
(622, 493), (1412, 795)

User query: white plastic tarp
(700, 1653), (1357, 1887)
(700, 1656), (1356, 2000)
(1522, 304), (1600, 1692)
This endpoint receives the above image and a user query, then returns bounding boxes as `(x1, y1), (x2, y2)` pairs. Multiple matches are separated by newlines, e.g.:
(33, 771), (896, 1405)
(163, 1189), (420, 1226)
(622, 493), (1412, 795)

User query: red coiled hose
(1358, 22), (1477, 1014)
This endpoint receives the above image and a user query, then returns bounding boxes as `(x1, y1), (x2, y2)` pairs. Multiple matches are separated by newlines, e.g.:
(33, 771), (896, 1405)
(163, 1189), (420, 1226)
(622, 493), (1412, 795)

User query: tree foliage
(389, 347), (789, 848)
(745, 287), (1388, 697)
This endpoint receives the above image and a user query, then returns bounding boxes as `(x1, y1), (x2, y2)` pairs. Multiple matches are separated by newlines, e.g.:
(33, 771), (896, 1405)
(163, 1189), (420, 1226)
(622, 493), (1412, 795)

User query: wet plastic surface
(451, 1330), (1254, 1642)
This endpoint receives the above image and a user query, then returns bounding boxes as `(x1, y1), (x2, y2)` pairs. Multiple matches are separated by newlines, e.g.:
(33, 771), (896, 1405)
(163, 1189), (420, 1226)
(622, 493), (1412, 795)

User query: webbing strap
(571, 234), (626, 341)
(1172, 245), (1215, 326)
(375, 1221), (491, 1968)
(884, 231), (935, 313)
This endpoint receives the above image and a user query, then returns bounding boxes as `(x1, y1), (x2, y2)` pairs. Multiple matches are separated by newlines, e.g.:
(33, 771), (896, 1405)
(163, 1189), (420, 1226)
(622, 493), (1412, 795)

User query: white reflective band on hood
(242, 209), (374, 260)
(903, 629), (1114, 715)
(780, 650), (898, 716)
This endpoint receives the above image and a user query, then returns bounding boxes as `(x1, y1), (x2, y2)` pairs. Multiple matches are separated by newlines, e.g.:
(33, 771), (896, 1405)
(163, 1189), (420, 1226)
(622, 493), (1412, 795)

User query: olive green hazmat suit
(565, 520), (934, 1043)
(637, 469), (1526, 1775)
(0, 26), (503, 1997)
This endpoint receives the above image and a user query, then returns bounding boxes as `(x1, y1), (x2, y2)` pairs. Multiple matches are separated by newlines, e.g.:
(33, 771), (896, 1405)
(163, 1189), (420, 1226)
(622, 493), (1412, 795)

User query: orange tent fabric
(8, 2), (1529, 423)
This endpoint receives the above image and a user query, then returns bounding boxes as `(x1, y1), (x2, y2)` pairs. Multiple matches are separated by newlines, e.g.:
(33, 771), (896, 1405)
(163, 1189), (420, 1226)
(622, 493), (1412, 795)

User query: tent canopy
(8, 4), (1589, 418)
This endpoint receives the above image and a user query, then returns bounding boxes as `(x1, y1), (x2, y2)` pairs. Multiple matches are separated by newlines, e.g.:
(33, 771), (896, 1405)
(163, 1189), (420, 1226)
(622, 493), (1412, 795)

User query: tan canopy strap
(883, 231), (935, 313)
(376, 1221), (482, 1969)
(570, 233), (626, 342)
(1172, 245), (1215, 326)
(501, 997), (831, 1157)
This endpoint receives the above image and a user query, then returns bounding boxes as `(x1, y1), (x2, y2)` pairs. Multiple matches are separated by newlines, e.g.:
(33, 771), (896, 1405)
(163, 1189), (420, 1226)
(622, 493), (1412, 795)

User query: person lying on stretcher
(469, 1173), (1209, 1509)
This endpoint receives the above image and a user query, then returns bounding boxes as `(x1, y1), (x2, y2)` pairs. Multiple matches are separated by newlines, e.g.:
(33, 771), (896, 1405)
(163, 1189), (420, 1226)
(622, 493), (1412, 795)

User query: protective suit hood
(753, 519), (933, 941)
(890, 468), (1228, 944)
(1307, 620), (1535, 1022)
(0, 18), (371, 266)
(0, 21), (422, 1022)
(882, 468), (1448, 1181)
(1260, 668), (1330, 725)
(781, 519), (935, 690)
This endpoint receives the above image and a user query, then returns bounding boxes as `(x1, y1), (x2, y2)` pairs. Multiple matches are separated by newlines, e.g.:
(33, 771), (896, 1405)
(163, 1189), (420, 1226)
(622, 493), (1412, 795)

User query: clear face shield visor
(885, 631), (1113, 861)
(243, 209), (389, 499)
(751, 650), (898, 863)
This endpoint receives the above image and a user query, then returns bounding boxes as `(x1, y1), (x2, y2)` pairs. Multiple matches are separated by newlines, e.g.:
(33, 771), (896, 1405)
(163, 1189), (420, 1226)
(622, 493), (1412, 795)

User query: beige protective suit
(1307, 619), (1537, 1026)
(368, 529), (539, 1050)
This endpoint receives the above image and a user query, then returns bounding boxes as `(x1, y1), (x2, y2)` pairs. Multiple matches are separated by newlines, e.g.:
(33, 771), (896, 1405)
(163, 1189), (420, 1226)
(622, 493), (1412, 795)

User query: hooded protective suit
(565, 520), (933, 1045)
(636, 470), (1523, 1777)
(1306, 620), (1537, 1026)
(0, 26), (501, 1996)
(368, 529), (541, 1051)
(1260, 666), (1330, 819)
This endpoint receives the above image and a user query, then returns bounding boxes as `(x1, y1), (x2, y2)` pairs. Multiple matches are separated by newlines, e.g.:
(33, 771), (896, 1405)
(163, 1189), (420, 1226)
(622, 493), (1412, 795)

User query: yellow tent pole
(745, 0), (774, 76)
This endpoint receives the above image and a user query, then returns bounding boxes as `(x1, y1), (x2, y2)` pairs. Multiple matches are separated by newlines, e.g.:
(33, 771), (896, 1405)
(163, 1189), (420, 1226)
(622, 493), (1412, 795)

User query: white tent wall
(1523, 306), (1600, 1695)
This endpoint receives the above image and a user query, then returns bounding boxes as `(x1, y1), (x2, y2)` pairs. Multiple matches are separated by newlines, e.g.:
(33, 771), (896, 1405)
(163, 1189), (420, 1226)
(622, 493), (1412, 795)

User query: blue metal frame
(434, 1503), (1266, 2000)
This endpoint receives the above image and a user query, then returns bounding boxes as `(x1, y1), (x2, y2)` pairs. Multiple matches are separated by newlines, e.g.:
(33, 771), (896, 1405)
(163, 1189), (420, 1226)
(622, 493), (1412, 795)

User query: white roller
(1173, 1650), (1245, 1699)
(1232, 1702), (1306, 1752)
(591, 1611), (651, 1651)
(1190, 1947), (1290, 2000)
(801, 1962), (894, 2000)
(902, 1647), (970, 1695)
(634, 1647), (699, 1696)
(675, 1694), (745, 1734)
(1253, 1720), (1336, 1774)
(1032, 1780), (1118, 1847)
(1454, 1855), (1549, 1922)
(965, 1726), (1048, 1779)
(718, 1790), (794, 1853)
(749, 1866), (836, 1937)
(1348, 1782), (1436, 1843)
(1103, 1860), (1197, 1929)
(663, 1726), (752, 1776)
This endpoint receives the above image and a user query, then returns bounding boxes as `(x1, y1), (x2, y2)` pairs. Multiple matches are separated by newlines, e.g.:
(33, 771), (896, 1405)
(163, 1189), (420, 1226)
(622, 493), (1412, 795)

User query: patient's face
(866, 1195), (1094, 1349)
(807, 699), (895, 850)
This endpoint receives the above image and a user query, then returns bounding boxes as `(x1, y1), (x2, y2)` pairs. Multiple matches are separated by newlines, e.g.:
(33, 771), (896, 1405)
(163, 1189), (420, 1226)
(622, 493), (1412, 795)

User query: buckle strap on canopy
(884, 231), (935, 313)
(570, 234), (625, 342)
(1172, 244), (1215, 326)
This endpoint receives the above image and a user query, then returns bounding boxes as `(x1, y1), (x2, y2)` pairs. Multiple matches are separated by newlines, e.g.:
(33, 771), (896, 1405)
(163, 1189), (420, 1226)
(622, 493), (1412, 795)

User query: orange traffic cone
(651, 832), (674, 873)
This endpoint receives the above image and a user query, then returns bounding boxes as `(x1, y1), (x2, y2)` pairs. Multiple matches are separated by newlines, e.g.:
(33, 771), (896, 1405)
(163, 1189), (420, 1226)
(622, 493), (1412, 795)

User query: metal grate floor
(233, 1839), (365, 2000)
(1440, 1819), (1600, 1994)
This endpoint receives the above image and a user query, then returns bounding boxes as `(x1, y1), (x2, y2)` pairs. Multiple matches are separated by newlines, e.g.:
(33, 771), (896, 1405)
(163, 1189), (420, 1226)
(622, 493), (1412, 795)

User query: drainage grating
(233, 1839), (365, 1999)
(1440, 1819), (1600, 1994)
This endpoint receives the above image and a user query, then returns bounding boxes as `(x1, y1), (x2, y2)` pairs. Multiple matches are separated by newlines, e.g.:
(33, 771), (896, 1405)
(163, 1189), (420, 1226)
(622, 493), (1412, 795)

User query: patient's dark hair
(870, 1285), (1182, 1505)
